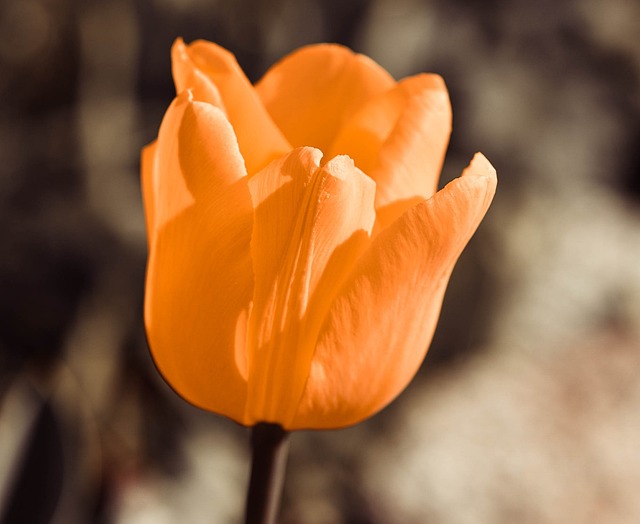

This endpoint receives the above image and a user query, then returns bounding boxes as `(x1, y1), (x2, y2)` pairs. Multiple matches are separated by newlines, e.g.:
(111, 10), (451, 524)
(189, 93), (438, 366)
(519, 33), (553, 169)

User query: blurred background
(1, 0), (640, 522)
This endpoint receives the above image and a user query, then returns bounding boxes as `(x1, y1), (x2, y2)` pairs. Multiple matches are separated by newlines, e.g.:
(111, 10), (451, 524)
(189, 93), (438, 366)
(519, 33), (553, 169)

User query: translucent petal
(328, 74), (452, 228)
(172, 38), (225, 108)
(140, 140), (157, 246)
(245, 147), (376, 426)
(172, 38), (291, 176)
(144, 92), (254, 424)
(291, 153), (497, 429)
(255, 44), (395, 153)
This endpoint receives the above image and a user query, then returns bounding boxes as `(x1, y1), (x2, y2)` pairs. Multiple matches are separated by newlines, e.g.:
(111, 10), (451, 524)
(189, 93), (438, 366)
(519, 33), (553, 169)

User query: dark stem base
(244, 423), (290, 524)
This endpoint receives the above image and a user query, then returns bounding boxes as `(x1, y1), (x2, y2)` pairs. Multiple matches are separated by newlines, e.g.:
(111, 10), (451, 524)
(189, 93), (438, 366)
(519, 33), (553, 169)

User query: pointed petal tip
(290, 145), (324, 168)
(322, 154), (377, 196)
(172, 36), (186, 50)
(412, 72), (447, 92)
(322, 153), (355, 174)
(431, 72), (446, 88)
(461, 153), (498, 205)
(466, 152), (497, 178)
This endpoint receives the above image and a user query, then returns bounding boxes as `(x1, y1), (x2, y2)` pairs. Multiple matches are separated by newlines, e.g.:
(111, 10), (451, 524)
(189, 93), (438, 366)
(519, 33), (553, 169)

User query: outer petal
(141, 140), (157, 246)
(144, 92), (254, 424)
(245, 148), (376, 427)
(142, 97), (194, 244)
(328, 74), (452, 229)
(255, 44), (395, 153)
(172, 38), (291, 176)
(291, 153), (497, 429)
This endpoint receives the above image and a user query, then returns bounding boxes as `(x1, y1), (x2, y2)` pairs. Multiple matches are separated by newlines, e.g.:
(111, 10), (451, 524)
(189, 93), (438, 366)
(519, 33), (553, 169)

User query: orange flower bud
(142, 39), (496, 430)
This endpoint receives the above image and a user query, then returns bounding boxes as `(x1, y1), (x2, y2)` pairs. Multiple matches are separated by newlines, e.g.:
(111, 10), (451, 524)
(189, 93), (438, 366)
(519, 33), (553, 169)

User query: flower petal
(245, 147), (376, 426)
(172, 38), (291, 176)
(291, 153), (497, 429)
(255, 44), (395, 153)
(144, 92), (254, 424)
(328, 74), (452, 229)
(140, 140), (157, 246)
(142, 95), (195, 245)
(172, 39), (225, 108)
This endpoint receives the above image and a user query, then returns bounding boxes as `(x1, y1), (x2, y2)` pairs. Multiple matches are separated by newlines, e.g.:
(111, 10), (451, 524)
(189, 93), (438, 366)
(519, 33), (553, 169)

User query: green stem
(244, 423), (290, 524)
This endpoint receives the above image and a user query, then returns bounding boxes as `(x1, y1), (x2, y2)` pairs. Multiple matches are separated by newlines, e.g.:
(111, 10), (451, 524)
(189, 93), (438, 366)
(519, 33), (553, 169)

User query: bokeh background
(1, 0), (640, 522)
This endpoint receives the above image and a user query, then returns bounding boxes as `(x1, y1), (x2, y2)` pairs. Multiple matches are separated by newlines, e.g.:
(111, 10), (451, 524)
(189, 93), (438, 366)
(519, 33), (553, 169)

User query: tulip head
(142, 39), (496, 430)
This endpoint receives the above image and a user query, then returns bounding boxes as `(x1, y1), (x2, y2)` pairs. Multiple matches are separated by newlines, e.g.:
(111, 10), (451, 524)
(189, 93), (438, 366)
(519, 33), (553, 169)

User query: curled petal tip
(467, 152), (497, 177)
(416, 72), (447, 92)
(322, 153), (354, 172)
(462, 153), (498, 207)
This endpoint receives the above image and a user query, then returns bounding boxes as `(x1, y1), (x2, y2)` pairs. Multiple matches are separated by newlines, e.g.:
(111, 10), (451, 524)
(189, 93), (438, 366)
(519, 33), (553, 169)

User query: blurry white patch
(113, 426), (246, 524)
(489, 185), (640, 353)
(363, 333), (640, 523)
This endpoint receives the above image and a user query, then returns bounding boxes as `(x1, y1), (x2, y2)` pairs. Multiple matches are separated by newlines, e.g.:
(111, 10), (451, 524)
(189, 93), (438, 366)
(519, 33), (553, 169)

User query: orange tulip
(142, 39), (496, 430)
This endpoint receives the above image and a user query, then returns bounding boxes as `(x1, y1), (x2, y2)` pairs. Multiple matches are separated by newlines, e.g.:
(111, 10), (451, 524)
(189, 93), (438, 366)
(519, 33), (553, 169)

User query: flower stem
(244, 423), (290, 524)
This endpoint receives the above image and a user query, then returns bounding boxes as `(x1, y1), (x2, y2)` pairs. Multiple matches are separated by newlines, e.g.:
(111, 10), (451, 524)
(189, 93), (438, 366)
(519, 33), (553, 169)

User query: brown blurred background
(1, 0), (639, 522)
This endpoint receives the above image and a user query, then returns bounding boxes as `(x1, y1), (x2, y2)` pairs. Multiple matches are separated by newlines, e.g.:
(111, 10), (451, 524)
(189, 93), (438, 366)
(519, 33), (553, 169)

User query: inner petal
(255, 44), (395, 153)
(245, 147), (376, 426)
(327, 74), (452, 229)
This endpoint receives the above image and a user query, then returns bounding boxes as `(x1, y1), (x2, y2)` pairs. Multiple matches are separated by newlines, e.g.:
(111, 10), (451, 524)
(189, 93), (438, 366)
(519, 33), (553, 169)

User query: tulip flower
(141, 39), (496, 433)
